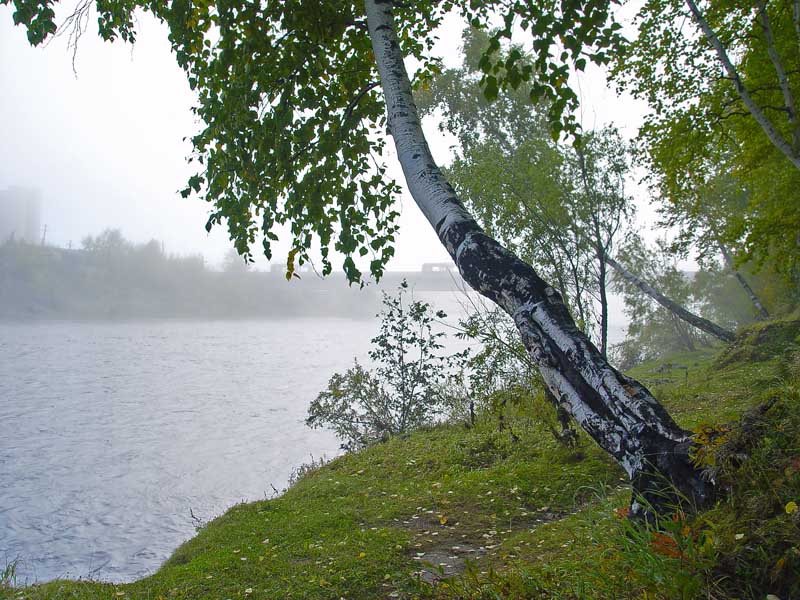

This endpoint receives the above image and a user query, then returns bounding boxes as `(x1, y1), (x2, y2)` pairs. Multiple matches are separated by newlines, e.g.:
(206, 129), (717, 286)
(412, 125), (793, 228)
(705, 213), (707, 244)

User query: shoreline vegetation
(5, 316), (799, 600)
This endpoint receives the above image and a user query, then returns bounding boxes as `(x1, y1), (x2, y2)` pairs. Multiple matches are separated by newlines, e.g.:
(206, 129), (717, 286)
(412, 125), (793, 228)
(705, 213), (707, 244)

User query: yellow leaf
(439, 515), (448, 525)
(786, 501), (798, 515)
(358, 551), (366, 559)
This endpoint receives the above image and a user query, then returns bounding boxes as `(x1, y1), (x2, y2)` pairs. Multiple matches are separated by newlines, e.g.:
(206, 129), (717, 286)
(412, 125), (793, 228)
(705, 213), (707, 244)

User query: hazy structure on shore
(0, 187), (42, 244)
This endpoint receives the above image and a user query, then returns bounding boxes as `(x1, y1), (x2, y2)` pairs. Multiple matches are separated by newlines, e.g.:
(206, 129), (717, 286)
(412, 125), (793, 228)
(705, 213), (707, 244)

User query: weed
(1, 559), (18, 590)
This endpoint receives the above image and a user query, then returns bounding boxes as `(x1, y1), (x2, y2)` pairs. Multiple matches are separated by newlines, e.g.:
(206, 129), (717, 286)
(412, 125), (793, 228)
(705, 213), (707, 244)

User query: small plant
(1, 558), (18, 589)
(307, 281), (463, 450)
(287, 454), (329, 488)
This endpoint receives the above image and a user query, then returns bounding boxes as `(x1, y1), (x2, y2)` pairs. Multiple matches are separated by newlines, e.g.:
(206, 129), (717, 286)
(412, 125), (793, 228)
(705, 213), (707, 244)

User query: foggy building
(0, 187), (42, 243)
(421, 262), (456, 273)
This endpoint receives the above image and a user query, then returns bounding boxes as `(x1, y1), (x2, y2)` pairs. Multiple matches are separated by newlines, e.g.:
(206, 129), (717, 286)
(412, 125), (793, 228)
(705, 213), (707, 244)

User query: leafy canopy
(613, 0), (800, 275)
(4, 0), (624, 280)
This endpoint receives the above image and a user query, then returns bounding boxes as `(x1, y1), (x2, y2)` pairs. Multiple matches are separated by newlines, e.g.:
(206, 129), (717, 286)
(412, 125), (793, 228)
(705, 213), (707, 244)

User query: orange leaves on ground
(613, 506), (630, 519)
(650, 532), (686, 559)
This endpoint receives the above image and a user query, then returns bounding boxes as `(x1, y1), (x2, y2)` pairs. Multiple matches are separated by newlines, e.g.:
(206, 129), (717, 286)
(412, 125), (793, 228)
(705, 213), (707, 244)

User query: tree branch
(684, 0), (800, 169)
(794, 0), (800, 55)
(757, 0), (800, 148)
(342, 81), (381, 126)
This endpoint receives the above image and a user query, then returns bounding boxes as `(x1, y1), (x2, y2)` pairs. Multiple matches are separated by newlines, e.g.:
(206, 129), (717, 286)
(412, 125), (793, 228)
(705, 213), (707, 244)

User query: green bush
(307, 281), (463, 450)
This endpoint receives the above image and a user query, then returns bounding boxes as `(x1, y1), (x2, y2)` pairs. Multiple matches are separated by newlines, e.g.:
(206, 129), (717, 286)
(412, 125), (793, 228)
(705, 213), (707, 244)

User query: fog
(0, 9), (454, 271)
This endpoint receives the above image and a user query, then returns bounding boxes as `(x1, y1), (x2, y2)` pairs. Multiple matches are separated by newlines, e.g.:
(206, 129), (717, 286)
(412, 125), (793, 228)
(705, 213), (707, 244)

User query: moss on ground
(4, 319), (800, 599)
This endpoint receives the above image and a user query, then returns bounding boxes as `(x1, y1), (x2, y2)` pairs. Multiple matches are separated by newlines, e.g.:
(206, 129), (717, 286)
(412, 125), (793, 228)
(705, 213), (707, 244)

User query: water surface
(0, 318), (375, 584)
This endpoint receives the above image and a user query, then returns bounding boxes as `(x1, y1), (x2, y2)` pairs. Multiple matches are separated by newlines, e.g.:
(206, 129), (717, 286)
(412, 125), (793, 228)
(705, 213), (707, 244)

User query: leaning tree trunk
(718, 243), (770, 320)
(365, 0), (714, 516)
(603, 253), (736, 343)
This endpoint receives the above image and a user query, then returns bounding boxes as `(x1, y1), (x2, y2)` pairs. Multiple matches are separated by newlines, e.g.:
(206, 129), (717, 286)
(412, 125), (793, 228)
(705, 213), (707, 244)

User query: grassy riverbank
(5, 317), (800, 599)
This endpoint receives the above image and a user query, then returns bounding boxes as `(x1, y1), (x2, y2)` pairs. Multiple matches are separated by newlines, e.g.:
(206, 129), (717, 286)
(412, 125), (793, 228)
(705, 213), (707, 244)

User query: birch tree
(618, 0), (800, 171)
(418, 36), (634, 356)
(367, 3), (714, 516)
(657, 167), (771, 320)
(4, 0), (716, 515)
(615, 0), (800, 276)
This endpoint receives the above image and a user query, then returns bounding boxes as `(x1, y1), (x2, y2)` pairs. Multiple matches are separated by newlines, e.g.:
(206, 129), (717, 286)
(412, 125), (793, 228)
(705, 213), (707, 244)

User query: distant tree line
(0, 230), (379, 320)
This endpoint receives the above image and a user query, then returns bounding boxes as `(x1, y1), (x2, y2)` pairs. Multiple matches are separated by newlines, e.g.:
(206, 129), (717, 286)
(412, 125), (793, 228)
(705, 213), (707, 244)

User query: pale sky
(0, 5), (654, 272)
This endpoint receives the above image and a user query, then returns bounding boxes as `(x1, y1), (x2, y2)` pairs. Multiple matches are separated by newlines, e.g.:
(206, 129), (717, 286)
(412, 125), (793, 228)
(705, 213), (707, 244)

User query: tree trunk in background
(604, 253), (736, 343)
(598, 259), (609, 357)
(366, 0), (715, 516)
(593, 219), (609, 358)
(719, 243), (770, 320)
(672, 314), (698, 352)
(685, 0), (800, 171)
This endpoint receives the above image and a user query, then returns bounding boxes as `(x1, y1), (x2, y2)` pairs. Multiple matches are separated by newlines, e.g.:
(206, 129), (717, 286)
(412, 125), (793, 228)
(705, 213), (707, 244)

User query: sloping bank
(5, 317), (800, 600)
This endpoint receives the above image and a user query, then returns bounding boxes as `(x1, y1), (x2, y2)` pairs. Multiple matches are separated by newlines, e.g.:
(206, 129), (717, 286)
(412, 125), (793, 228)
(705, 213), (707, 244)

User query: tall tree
(569, 130), (633, 356)
(419, 33), (634, 356)
(367, 3), (714, 514)
(615, 0), (800, 276)
(5, 0), (715, 514)
(656, 165), (771, 320)
(618, 0), (800, 170)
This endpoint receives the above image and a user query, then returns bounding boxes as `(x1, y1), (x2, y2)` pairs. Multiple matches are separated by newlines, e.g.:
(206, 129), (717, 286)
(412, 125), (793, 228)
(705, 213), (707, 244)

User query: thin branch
(342, 81), (380, 126)
(49, 0), (93, 77)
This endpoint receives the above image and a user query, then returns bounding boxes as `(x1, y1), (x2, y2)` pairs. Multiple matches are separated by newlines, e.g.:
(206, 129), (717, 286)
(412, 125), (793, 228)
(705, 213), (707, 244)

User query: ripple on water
(0, 319), (381, 584)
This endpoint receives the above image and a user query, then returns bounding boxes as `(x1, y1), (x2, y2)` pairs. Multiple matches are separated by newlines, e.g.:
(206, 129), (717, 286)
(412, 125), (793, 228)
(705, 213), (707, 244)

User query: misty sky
(1, 5), (652, 271)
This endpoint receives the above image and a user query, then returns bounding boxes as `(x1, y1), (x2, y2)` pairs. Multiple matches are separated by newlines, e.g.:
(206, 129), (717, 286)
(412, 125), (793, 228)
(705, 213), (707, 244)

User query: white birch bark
(757, 0), (800, 149)
(365, 0), (714, 513)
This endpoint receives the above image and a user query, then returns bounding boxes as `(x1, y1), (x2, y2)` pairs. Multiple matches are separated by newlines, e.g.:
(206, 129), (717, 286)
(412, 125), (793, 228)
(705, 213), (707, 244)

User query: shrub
(306, 281), (462, 450)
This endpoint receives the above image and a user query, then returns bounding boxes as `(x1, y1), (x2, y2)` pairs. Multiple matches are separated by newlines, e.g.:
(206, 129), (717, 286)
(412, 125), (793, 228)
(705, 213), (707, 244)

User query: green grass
(6, 318), (800, 600)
